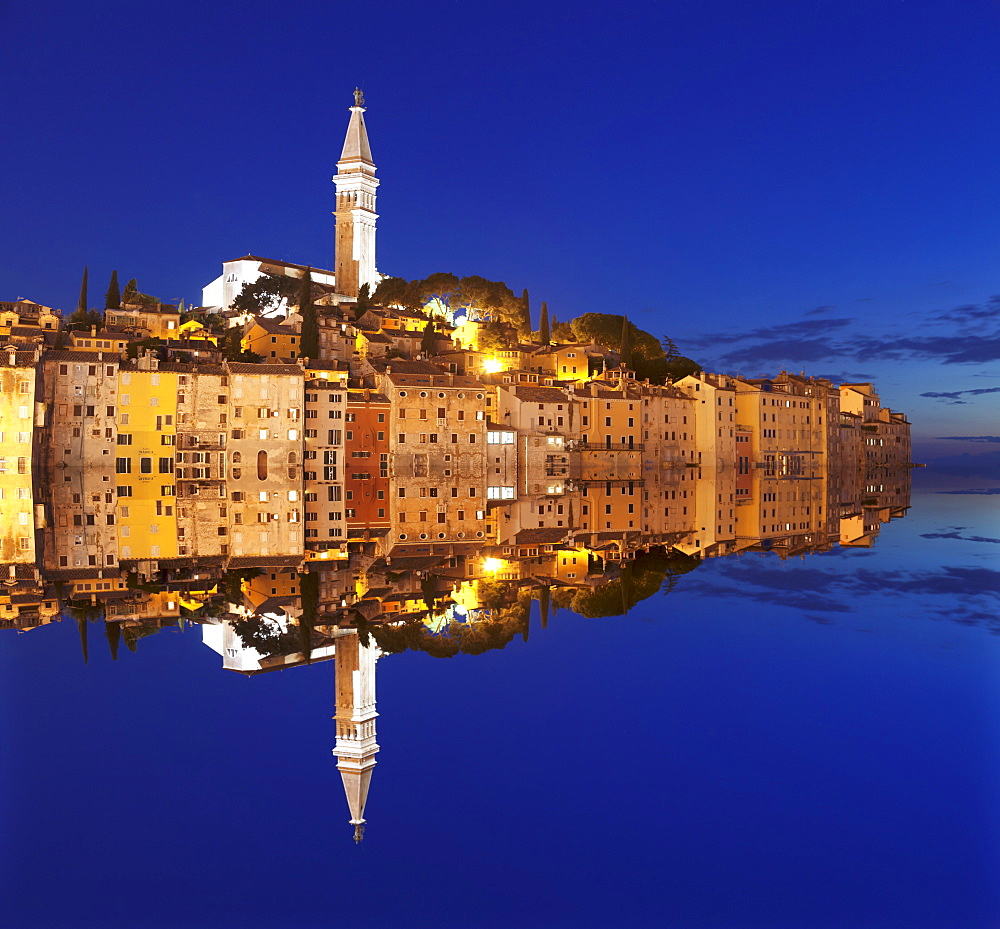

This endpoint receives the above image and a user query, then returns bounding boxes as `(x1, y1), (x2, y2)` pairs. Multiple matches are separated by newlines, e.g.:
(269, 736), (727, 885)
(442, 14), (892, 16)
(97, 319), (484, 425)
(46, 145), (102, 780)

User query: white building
(201, 89), (380, 313)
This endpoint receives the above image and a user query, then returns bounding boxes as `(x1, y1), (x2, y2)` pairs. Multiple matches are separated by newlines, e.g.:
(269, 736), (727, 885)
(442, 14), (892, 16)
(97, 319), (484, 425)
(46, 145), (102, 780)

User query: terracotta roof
(226, 555), (303, 568)
(383, 371), (485, 389)
(369, 359), (442, 376)
(514, 528), (568, 544)
(226, 363), (302, 375)
(250, 316), (299, 335)
(156, 361), (227, 375)
(225, 255), (336, 277)
(512, 386), (568, 402)
(43, 350), (111, 362)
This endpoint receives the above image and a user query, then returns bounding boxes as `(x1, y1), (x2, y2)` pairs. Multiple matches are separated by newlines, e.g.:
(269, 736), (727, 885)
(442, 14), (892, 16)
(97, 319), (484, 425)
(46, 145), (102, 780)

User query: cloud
(921, 387), (1000, 401)
(936, 435), (1000, 443)
(937, 488), (1000, 495)
(920, 531), (1000, 544)
(931, 296), (1000, 327)
(680, 560), (1000, 632)
(686, 294), (1000, 371)
(685, 317), (854, 349)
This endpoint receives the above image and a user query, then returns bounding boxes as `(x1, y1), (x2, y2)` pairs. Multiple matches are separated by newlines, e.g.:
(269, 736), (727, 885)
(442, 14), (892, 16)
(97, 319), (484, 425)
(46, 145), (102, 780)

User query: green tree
(121, 278), (138, 305)
(78, 617), (89, 665)
(299, 571), (319, 664)
(476, 319), (514, 354)
(105, 620), (121, 661)
(539, 301), (550, 346)
(420, 319), (437, 356)
(77, 266), (88, 315)
(356, 282), (371, 309)
(663, 355), (703, 382)
(620, 314), (632, 368)
(105, 270), (121, 310)
(231, 273), (299, 315)
(551, 314), (574, 342)
(372, 276), (422, 310)
(298, 268), (318, 358)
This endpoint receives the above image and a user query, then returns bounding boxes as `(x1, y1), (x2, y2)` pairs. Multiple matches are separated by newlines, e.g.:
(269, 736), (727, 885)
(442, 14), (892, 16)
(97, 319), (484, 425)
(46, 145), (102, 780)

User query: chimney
(91, 325), (97, 337)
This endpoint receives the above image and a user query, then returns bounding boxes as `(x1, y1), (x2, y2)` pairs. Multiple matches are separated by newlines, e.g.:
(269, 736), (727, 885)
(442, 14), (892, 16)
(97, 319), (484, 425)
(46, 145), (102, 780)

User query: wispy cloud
(680, 561), (1000, 632)
(936, 435), (1000, 443)
(920, 530), (1000, 544)
(685, 295), (1000, 371)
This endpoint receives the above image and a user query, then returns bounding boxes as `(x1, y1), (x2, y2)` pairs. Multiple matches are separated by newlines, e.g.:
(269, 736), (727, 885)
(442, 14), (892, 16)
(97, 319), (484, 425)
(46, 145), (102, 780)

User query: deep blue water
(2, 475), (997, 929)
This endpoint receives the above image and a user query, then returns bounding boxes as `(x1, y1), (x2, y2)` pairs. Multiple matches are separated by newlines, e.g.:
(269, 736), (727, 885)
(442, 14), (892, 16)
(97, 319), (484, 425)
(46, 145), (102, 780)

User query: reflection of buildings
(3, 90), (916, 840)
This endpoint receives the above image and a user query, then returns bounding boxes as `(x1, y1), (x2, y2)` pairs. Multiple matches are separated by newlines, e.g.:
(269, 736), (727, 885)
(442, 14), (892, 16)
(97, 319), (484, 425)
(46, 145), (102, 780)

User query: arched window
(287, 451), (297, 464)
(231, 451), (242, 463)
(257, 450), (268, 480)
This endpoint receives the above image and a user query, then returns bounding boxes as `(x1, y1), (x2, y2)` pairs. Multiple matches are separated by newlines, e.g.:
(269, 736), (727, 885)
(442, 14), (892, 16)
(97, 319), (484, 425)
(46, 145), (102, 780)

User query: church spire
(333, 629), (380, 842)
(340, 88), (374, 164)
(334, 89), (379, 298)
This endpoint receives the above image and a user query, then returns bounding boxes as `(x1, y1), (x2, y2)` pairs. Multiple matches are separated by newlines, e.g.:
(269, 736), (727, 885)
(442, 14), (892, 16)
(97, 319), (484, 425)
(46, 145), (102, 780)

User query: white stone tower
(333, 88), (379, 299)
(333, 629), (380, 843)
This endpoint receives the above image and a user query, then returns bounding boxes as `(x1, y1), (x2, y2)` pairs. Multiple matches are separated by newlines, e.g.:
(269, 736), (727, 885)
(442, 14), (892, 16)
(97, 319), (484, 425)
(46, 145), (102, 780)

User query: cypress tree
(520, 288), (530, 336)
(105, 270), (121, 309)
(357, 282), (371, 309)
(539, 585), (551, 630)
(78, 617), (89, 665)
(539, 301), (550, 346)
(122, 278), (138, 305)
(620, 315), (632, 369)
(298, 268), (318, 358)
(420, 319), (436, 356)
(77, 266), (89, 315)
(105, 620), (121, 661)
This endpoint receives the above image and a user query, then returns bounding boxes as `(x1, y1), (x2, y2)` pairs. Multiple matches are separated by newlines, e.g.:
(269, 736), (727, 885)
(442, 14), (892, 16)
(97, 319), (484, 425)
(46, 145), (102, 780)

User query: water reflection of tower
(333, 629), (380, 843)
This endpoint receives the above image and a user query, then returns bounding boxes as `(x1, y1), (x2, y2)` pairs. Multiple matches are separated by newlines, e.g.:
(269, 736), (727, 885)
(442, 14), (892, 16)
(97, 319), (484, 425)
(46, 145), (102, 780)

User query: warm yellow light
(483, 557), (504, 574)
(482, 358), (504, 374)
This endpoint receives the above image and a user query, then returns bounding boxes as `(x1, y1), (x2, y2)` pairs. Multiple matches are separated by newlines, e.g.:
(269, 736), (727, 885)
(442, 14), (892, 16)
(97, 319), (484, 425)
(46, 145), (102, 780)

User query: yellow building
(243, 316), (301, 360)
(0, 355), (37, 564)
(115, 358), (179, 561)
(106, 302), (181, 339)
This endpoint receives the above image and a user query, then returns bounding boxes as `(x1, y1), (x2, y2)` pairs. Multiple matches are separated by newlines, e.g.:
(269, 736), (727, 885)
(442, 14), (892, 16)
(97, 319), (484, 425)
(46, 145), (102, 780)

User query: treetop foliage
(232, 273), (301, 315)
(372, 273), (530, 334)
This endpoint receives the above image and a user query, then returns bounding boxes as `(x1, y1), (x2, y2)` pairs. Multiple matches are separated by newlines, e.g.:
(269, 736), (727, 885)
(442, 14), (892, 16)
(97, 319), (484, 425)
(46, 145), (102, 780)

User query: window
(115, 457), (131, 474)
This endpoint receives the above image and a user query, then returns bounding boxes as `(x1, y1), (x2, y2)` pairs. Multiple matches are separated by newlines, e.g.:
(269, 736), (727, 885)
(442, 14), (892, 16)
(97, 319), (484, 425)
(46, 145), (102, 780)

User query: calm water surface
(2, 475), (997, 929)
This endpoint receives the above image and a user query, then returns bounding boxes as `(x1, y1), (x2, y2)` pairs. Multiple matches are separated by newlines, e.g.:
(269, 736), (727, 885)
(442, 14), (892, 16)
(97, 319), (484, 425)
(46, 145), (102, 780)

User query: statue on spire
(353, 87), (365, 107)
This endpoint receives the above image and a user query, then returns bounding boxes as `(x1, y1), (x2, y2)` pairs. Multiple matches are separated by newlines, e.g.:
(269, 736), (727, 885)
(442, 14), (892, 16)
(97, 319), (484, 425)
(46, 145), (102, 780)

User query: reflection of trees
(370, 587), (531, 659)
(563, 548), (701, 619)
(228, 614), (302, 658)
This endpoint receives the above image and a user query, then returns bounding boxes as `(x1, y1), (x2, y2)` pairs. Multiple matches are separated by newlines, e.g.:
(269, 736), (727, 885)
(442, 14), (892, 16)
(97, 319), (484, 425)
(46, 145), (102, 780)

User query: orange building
(344, 389), (390, 536)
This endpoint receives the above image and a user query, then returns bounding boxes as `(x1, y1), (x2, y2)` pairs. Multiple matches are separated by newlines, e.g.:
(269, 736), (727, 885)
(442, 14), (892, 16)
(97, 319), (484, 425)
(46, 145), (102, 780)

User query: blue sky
(1, 0), (997, 466)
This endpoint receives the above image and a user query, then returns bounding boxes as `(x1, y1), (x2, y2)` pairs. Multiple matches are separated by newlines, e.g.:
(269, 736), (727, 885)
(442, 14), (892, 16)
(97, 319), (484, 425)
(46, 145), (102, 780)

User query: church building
(201, 89), (380, 311)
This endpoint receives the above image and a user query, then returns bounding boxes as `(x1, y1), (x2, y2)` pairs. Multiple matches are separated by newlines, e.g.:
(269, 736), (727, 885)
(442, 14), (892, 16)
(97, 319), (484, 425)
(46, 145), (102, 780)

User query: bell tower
(334, 88), (379, 298)
(333, 629), (380, 842)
